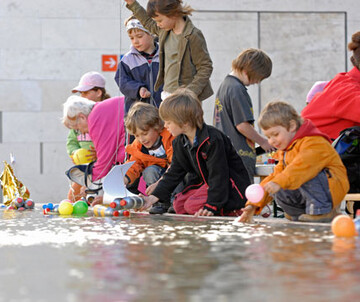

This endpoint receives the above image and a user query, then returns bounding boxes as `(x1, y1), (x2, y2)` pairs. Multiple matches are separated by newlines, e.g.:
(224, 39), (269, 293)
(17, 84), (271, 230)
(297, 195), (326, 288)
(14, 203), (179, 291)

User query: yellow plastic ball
(59, 201), (73, 215)
(73, 148), (92, 165)
(331, 214), (357, 238)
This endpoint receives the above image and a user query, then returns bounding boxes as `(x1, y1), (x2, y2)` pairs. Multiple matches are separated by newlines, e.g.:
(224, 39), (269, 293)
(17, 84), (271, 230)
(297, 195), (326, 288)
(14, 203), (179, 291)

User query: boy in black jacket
(139, 88), (251, 216)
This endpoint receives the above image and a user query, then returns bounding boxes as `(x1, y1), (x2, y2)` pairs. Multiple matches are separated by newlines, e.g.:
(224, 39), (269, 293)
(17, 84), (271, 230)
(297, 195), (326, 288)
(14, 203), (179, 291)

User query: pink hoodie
(88, 96), (125, 180)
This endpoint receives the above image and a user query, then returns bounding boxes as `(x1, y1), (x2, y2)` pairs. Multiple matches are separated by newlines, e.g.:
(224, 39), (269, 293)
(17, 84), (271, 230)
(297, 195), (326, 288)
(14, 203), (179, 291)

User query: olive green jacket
(127, 1), (213, 101)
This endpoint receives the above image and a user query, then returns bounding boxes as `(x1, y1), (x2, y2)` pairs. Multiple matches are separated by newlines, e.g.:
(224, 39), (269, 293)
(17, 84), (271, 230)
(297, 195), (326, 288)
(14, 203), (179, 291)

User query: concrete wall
(0, 0), (359, 202)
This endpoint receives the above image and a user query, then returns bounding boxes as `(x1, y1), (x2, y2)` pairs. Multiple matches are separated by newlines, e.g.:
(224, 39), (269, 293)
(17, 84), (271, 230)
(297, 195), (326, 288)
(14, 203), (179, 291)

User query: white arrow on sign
(104, 57), (116, 68)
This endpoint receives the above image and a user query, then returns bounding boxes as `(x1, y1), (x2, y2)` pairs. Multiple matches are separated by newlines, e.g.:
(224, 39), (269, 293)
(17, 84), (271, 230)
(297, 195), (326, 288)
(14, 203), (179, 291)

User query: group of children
(61, 0), (353, 222)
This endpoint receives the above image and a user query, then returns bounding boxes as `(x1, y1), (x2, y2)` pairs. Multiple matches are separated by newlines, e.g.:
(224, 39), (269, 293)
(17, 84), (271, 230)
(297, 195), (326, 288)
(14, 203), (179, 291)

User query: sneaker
(298, 207), (339, 223)
(167, 205), (176, 214)
(149, 202), (170, 215)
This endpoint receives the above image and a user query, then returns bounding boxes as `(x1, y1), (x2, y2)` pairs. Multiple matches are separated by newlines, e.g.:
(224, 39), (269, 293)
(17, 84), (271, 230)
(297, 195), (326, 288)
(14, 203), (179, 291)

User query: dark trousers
(274, 170), (333, 217)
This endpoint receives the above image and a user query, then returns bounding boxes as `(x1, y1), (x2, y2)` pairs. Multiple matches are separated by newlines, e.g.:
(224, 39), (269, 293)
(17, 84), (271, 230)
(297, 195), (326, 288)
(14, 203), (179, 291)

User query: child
(115, 16), (162, 113)
(62, 95), (126, 205)
(139, 88), (251, 217)
(124, 0), (213, 101)
(214, 48), (274, 181)
(67, 71), (111, 201)
(124, 102), (174, 214)
(238, 101), (349, 223)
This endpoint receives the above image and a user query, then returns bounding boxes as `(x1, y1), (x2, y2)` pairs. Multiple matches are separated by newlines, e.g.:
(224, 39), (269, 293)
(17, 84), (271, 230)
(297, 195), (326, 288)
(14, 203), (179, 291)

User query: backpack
(332, 126), (360, 193)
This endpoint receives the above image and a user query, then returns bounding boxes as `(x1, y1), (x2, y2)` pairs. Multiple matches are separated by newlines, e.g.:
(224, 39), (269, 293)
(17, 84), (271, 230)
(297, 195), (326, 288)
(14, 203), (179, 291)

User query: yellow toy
(73, 148), (92, 165)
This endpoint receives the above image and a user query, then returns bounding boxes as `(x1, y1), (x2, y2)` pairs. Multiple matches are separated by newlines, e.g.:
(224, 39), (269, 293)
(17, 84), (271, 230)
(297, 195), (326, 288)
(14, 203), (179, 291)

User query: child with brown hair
(139, 88), (251, 217)
(214, 48), (274, 181)
(124, 0), (213, 101)
(115, 15), (162, 113)
(124, 102), (174, 214)
(238, 101), (349, 223)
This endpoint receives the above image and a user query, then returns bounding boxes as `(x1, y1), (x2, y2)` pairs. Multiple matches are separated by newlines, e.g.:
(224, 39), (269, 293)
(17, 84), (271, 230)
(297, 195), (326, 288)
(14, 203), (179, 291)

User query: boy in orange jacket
(239, 101), (349, 223)
(124, 102), (174, 214)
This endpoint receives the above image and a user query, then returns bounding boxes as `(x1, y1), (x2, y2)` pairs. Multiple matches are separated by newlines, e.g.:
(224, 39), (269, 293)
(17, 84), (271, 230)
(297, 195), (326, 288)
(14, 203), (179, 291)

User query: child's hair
(348, 31), (360, 70)
(93, 87), (111, 101)
(159, 88), (203, 129)
(125, 102), (164, 135)
(232, 48), (272, 83)
(258, 101), (303, 131)
(147, 0), (194, 18)
(124, 15), (137, 26)
(62, 95), (95, 129)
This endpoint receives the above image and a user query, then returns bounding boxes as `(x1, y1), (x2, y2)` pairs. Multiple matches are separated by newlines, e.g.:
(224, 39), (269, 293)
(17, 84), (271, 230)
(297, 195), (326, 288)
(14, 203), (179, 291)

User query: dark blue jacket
(115, 44), (162, 113)
(152, 124), (251, 215)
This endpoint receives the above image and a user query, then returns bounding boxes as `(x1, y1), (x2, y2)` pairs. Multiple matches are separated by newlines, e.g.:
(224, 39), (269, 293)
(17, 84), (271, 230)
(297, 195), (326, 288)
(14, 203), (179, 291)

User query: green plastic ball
(72, 200), (88, 215)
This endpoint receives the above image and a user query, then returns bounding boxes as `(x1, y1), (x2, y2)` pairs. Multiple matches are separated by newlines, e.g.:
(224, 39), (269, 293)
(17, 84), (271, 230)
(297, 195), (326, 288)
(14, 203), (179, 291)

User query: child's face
(128, 30), (154, 54)
(80, 89), (102, 102)
(134, 128), (160, 149)
(262, 122), (297, 151)
(152, 13), (176, 31)
(72, 113), (89, 134)
(239, 71), (260, 86)
(164, 120), (184, 137)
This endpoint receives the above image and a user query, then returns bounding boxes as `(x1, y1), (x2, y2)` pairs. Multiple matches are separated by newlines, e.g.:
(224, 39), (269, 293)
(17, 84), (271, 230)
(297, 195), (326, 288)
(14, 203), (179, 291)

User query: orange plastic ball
(331, 215), (357, 238)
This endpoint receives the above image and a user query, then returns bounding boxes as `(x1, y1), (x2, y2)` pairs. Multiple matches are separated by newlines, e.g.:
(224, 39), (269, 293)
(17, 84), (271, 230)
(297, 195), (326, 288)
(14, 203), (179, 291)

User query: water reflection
(0, 208), (360, 301)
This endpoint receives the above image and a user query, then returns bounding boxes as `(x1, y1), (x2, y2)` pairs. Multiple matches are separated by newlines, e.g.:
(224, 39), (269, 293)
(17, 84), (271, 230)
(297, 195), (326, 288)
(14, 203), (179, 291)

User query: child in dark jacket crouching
(138, 88), (251, 217)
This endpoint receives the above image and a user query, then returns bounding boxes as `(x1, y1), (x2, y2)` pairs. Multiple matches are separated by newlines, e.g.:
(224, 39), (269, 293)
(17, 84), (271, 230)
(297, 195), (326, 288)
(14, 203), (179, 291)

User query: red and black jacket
(152, 124), (251, 215)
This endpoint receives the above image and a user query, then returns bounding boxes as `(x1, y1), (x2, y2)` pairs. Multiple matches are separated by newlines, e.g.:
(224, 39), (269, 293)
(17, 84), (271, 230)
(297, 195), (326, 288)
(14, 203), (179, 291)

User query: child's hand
(145, 181), (158, 195)
(124, 0), (135, 5)
(91, 196), (103, 207)
(194, 208), (214, 217)
(139, 87), (151, 99)
(263, 181), (281, 194)
(124, 176), (129, 186)
(87, 146), (97, 161)
(237, 205), (256, 223)
(261, 140), (276, 153)
(79, 186), (87, 198)
(137, 194), (158, 211)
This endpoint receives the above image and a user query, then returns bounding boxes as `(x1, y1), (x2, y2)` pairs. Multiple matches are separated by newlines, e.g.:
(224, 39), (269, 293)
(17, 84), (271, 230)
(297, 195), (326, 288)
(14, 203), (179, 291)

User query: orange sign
(102, 55), (118, 72)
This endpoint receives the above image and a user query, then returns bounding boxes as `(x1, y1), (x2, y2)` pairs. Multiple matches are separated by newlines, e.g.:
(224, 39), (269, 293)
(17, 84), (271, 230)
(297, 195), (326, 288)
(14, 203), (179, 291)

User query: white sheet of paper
(102, 162), (136, 204)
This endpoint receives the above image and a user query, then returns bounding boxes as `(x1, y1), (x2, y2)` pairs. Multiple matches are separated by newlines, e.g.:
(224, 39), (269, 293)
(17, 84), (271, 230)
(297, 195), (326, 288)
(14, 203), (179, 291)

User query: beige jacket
(127, 1), (213, 101)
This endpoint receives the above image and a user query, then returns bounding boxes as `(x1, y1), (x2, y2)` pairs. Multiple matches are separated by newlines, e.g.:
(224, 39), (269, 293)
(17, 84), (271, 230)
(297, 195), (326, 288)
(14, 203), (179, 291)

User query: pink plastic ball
(245, 184), (264, 203)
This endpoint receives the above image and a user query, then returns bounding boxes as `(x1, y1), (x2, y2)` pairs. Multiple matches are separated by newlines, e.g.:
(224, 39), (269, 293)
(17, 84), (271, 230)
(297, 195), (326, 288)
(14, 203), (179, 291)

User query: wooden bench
(344, 194), (360, 217)
(344, 193), (360, 201)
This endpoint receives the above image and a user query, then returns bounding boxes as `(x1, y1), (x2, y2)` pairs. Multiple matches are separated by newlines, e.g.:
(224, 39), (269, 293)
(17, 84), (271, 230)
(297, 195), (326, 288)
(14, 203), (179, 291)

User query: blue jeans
(142, 165), (166, 186)
(274, 170), (333, 217)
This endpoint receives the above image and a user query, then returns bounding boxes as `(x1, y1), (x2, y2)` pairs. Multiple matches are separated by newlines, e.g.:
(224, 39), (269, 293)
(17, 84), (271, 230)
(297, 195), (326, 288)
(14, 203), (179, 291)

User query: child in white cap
(115, 16), (162, 113)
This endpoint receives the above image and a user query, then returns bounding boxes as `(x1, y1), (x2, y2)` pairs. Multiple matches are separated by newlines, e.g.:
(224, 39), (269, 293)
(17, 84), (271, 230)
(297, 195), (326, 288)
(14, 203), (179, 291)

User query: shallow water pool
(0, 206), (359, 302)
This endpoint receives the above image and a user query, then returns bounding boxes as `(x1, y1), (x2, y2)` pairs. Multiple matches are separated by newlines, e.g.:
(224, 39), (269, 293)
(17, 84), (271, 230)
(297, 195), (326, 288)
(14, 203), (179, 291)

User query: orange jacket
(125, 128), (174, 185)
(247, 120), (349, 214)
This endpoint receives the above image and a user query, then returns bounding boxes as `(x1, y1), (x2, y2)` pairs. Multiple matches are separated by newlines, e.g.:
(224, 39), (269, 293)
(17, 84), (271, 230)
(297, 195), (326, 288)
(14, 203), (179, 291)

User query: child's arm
(237, 205), (256, 223)
(270, 137), (335, 190)
(186, 30), (213, 98)
(263, 181), (281, 194)
(66, 130), (81, 157)
(125, 1), (160, 36)
(137, 194), (159, 211)
(115, 60), (148, 101)
(124, 151), (146, 185)
(236, 122), (275, 152)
